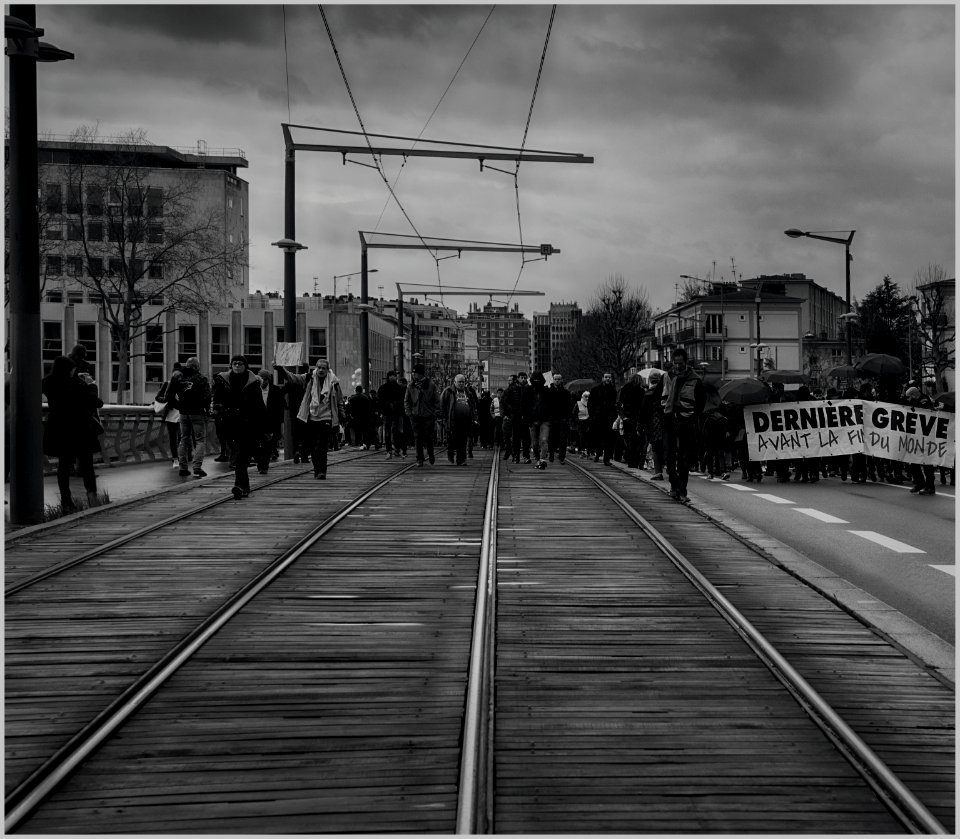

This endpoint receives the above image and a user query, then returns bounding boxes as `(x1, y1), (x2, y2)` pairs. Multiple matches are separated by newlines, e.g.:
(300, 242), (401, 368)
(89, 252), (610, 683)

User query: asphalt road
(682, 468), (956, 644)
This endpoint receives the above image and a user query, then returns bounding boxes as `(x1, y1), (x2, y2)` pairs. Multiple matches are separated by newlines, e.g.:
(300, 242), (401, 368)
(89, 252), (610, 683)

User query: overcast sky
(29, 3), (955, 318)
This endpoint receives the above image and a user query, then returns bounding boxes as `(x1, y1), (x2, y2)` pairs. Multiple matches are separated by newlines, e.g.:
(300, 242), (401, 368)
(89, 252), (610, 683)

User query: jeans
(305, 420), (332, 476)
(383, 415), (405, 454)
(411, 416), (436, 463)
(663, 415), (698, 495)
(178, 414), (207, 469)
(57, 448), (96, 506)
(511, 416), (530, 460)
(549, 420), (569, 462)
(529, 420), (551, 462)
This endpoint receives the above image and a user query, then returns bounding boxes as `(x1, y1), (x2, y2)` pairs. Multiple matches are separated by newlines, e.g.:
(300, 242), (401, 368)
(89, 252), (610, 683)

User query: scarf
(309, 369), (333, 418)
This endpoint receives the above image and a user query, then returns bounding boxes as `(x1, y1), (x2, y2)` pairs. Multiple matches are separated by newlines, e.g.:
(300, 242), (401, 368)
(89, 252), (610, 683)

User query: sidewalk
(4, 457), (237, 524)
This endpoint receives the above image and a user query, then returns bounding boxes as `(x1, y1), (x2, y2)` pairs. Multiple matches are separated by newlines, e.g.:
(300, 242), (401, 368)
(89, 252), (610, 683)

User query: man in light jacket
(275, 358), (346, 480)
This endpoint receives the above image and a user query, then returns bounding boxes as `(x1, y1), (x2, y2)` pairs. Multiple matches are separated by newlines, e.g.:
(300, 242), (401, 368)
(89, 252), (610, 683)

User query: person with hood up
(404, 363), (440, 466)
(216, 355), (267, 498)
(445, 373), (478, 466)
(275, 358), (346, 481)
(42, 355), (103, 512)
(523, 370), (555, 469)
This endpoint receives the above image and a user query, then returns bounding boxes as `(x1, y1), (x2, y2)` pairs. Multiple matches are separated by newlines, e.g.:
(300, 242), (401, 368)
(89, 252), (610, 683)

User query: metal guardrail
(41, 405), (220, 473)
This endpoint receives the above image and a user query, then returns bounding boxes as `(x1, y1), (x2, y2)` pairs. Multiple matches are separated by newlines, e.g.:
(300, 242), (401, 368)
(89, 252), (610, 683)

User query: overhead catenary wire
(506, 5), (557, 309)
(317, 4), (441, 294)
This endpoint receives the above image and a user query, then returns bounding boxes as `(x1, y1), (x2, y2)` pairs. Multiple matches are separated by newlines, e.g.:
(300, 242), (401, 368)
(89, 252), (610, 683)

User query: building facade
(530, 301), (582, 374)
(466, 300), (532, 360)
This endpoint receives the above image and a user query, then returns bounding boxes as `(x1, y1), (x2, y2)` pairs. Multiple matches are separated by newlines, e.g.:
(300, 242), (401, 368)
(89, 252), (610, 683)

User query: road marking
(722, 484), (757, 492)
(793, 508), (850, 524)
(848, 531), (926, 554)
(754, 494), (796, 505)
(930, 565), (957, 577)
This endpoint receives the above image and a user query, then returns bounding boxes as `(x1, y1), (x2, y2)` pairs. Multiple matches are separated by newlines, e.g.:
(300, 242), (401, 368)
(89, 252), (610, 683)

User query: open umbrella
(718, 377), (773, 406)
(638, 367), (666, 383)
(566, 378), (597, 394)
(702, 378), (732, 412)
(855, 353), (908, 379)
(762, 370), (807, 385)
(824, 364), (859, 380)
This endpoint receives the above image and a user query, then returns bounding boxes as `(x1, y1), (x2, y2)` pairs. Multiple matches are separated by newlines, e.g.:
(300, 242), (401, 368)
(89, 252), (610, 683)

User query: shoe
(594, 456), (600, 463)
(231, 486), (244, 500)
(909, 486), (922, 493)
(537, 461), (547, 470)
(428, 454), (435, 465)
(706, 474), (714, 480)
(523, 458), (532, 464)
(668, 490), (680, 500)
(214, 455), (229, 463)
(918, 488), (934, 496)
(721, 473), (730, 480)
(549, 454), (555, 463)
(178, 468), (190, 477)
(558, 458), (566, 465)
(603, 459), (611, 466)
(457, 461), (466, 467)
(417, 460), (424, 467)
(679, 495), (691, 504)
(386, 453), (394, 460)
(257, 468), (268, 475)
(651, 473), (664, 481)
(318, 473), (326, 480)
(172, 460), (179, 468)
(193, 468), (207, 478)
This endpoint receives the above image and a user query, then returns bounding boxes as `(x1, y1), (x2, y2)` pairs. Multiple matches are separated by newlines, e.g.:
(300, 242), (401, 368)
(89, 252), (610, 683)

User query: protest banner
(862, 400), (955, 468)
(274, 342), (306, 368)
(745, 399), (865, 461)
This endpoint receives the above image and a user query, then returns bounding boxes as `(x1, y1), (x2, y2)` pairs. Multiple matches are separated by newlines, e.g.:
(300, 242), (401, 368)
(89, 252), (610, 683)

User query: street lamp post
(785, 228), (855, 364)
(6, 6), (74, 525)
(271, 237), (307, 461)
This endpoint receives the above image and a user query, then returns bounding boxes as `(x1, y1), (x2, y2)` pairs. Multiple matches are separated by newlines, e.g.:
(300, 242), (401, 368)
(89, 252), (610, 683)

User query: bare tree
(57, 127), (246, 401)
(556, 275), (652, 385)
(911, 263), (955, 390)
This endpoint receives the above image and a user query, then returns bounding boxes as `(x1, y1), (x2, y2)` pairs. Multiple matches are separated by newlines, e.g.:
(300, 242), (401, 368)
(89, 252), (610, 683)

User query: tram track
(4, 449), (952, 833)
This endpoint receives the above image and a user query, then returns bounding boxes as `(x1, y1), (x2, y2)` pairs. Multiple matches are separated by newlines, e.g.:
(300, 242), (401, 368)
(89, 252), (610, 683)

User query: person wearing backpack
(167, 356), (211, 478)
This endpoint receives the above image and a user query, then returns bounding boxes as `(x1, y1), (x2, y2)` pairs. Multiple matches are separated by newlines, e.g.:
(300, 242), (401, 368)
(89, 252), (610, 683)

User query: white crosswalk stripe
(753, 494), (796, 505)
(793, 508), (850, 524)
(930, 565), (956, 577)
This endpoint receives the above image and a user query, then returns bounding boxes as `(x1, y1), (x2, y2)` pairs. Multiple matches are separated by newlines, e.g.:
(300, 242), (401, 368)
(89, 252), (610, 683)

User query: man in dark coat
(445, 374), (478, 466)
(588, 371), (619, 465)
(404, 363), (440, 466)
(348, 385), (375, 449)
(617, 371), (647, 468)
(377, 370), (407, 458)
(42, 355), (103, 511)
(216, 355), (267, 499)
(255, 369), (287, 473)
(548, 374), (576, 464)
(522, 370), (554, 469)
(661, 348), (705, 503)
(477, 390), (493, 448)
(503, 371), (531, 464)
(166, 356), (211, 478)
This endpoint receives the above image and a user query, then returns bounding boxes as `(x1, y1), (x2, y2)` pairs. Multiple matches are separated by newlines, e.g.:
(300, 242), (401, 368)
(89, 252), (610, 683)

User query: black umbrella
(824, 364), (859, 379)
(855, 353), (908, 379)
(718, 378), (773, 406)
(762, 370), (807, 385)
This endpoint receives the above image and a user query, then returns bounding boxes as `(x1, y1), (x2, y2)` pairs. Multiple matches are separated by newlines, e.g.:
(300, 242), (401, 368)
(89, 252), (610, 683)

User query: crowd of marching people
(41, 345), (954, 511)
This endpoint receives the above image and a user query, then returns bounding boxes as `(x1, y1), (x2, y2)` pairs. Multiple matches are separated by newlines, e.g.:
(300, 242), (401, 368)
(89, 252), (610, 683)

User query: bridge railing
(41, 406), (221, 473)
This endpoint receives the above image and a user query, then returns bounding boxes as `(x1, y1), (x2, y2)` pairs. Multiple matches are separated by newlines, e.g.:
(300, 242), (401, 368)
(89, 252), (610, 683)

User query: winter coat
(377, 379), (406, 418)
(502, 382), (529, 421)
(167, 368), (211, 416)
(640, 383), (665, 442)
(661, 368), (705, 420)
(216, 370), (269, 442)
(283, 369), (346, 426)
(258, 382), (287, 436)
(617, 379), (646, 420)
(522, 382), (554, 423)
(42, 370), (103, 457)
(588, 382), (618, 424)
(549, 385), (577, 424)
(405, 377), (440, 419)
(444, 385), (478, 427)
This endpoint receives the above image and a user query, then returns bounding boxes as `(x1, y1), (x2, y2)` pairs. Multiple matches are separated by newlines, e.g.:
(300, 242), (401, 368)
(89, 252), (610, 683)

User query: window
(66, 184), (82, 214)
(87, 221), (103, 241)
(147, 224), (163, 244)
(109, 186), (123, 209)
(86, 187), (104, 217)
(148, 261), (163, 280)
(66, 256), (83, 277)
(67, 220), (83, 241)
(108, 258), (123, 277)
(148, 294), (164, 305)
(45, 221), (62, 240)
(87, 257), (104, 278)
(144, 324), (164, 383)
(46, 255), (62, 276)
(41, 321), (62, 375)
(705, 314), (723, 334)
(110, 342), (130, 393)
(45, 289), (63, 303)
(76, 323), (97, 368)
(67, 289), (85, 304)
(178, 324), (198, 364)
(44, 183), (62, 214)
(738, 346), (747, 354)
(243, 326), (262, 369)
(738, 314), (746, 321)
(275, 327), (284, 344)
(710, 346), (723, 361)
(211, 326), (230, 369)
(146, 187), (163, 218)
(107, 219), (122, 243)
(308, 327), (327, 364)
(132, 259), (144, 280)
(126, 187), (144, 216)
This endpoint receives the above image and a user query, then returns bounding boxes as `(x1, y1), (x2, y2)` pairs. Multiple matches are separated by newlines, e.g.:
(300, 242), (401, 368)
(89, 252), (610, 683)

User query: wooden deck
(4, 450), (954, 833)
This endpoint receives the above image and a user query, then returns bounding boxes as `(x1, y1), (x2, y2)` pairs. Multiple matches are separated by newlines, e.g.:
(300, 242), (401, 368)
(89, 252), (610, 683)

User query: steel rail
(4, 462), (417, 833)
(455, 450), (500, 834)
(4, 452), (374, 597)
(571, 462), (948, 835)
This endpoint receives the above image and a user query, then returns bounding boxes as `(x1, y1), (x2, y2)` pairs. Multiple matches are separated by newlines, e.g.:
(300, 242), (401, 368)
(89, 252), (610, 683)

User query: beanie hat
(413, 363), (425, 375)
(230, 354), (248, 367)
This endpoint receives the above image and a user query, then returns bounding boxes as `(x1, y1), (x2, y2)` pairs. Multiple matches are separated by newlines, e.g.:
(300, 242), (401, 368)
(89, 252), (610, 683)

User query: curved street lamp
(785, 228), (855, 364)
